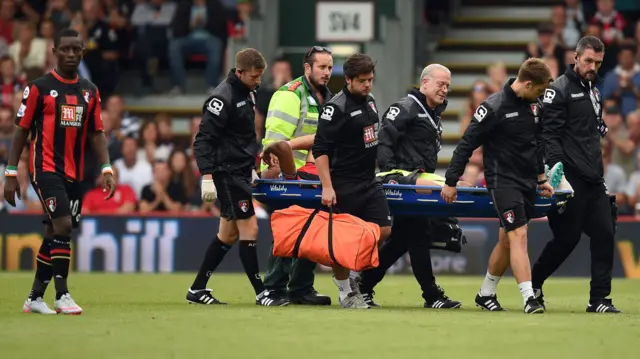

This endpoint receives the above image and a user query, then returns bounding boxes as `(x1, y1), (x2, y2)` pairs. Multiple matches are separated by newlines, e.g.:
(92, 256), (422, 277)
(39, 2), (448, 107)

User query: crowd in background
(458, 0), (640, 214)
(1, 0), (640, 215)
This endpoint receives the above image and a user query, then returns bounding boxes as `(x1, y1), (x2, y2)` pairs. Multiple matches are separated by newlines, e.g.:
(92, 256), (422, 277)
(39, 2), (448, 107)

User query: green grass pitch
(1, 273), (639, 359)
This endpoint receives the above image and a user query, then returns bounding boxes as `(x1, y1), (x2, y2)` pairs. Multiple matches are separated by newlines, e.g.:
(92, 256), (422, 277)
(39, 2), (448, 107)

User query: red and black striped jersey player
(3, 28), (116, 316)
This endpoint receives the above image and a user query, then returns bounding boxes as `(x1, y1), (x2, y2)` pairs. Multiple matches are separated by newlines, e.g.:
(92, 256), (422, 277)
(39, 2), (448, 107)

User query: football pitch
(1, 273), (638, 359)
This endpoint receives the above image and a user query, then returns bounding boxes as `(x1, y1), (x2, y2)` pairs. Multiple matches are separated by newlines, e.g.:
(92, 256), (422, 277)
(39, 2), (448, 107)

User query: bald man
(357, 64), (465, 309)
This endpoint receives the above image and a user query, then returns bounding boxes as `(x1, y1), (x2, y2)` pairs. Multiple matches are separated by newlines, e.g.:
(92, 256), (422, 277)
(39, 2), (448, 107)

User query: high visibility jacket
(261, 76), (331, 171)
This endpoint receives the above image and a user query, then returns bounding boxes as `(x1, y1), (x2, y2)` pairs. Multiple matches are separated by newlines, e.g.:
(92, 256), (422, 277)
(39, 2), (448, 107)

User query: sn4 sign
(316, 2), (374, 42)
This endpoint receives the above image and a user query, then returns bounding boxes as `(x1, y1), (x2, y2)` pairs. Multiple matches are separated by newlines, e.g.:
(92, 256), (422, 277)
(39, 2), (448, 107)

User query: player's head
(516, 58), (553, 101)
(419, 64), (451, 107)
(235, 48), (266, 90)
(303, 46), (333, 89)
(344, 53), (376, 97)
(53, 28), (84, 74)
(574, 36), (605, 82)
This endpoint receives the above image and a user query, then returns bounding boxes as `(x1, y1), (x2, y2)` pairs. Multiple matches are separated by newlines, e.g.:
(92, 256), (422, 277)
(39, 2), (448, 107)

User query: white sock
(519, 281), (534, 304)
(349, 271), (360, 280)
(479, 271), (501, 296)
(333, 277), (352, 301)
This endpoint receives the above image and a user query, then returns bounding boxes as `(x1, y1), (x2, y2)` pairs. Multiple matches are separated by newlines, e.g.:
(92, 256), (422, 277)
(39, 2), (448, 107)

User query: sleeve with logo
(87, 89), (104, 132)
(540, 85), (566, 168)
(378, 103), (411, 171)
(194, 96), (229, 175)
(312, 104), (345, 159)
(15, 83), (40, 130)
(444, 102), (498, 186)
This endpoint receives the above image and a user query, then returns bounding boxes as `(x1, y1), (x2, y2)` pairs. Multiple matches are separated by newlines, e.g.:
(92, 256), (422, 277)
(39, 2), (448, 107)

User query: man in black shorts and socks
(358, 64), (463, 309)
(442, 58), (555, 314)
(4, 28), (116, 315)
(312, 53), (392, 309)
(187, 48), (289, 306)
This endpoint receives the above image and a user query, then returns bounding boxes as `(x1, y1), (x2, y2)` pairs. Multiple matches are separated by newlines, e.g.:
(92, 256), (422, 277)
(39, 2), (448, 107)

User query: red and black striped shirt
(15, 70), (104, 182)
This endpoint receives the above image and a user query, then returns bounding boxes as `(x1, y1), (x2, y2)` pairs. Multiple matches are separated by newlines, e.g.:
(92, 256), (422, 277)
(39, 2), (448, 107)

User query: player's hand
(321, 186), (336, 207)
(538, 181), (554, 198)
(441, 185), (457, 204)
(3, 175), (21, 207)
(103, 173), (117, 200)
(201, 178), (217, 203)
(251, 169), (259, 184)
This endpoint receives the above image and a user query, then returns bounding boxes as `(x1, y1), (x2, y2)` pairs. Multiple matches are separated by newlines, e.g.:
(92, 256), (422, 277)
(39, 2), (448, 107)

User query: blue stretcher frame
(252, 179), (574, 218)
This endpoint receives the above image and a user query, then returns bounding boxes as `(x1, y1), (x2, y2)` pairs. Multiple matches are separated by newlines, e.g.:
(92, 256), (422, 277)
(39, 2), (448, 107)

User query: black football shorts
(489, 188), (536, 232)
(32, 172), (84, 228)
(214, 172), (255, 220)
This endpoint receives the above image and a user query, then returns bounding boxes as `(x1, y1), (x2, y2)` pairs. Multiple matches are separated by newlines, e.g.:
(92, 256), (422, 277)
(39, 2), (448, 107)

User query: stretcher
(252, 179), (573, 218)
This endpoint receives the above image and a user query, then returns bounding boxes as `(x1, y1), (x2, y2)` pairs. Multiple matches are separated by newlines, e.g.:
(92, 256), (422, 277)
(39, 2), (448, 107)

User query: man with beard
(258, 46), (334, 306)
(532, 36), (622, 313)
(357, 64), (465, 309)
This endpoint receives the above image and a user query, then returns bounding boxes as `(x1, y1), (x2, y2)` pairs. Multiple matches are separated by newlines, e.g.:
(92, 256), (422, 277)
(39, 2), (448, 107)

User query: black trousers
(360, 216), (439, 300)
(531, 169), (615, 300)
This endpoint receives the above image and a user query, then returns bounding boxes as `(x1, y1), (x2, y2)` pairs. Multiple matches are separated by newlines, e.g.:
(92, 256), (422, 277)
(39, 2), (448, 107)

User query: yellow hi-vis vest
(261, 77), (321, 172)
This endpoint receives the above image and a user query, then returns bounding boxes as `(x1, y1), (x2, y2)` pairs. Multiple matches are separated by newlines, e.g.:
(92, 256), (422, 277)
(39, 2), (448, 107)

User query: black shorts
(213, 173), (254, 220)
(334, 179), (391, 227)
(32, 172), (84, 228)
(489, 187), (535, 232)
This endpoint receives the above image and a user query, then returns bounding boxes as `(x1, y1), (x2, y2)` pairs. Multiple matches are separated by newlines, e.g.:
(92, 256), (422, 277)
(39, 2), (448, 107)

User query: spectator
(626, 110), (640, 161)
(131, 0), (176, 93)
(0, 105), (13, 165)
(139, 160), (187, 213)
(601, 142), (628, 208)
(9, 20), (47, 77)
(45, 0), (73, 32)
(552, 5), (581, 48)
(168, 0), (228, 94)
(635, 20), (640, 63)
(625, 151), (640, 211)
(39, 19), (56, 73)
(460, 80), (490, 132)
(168, 149), (197, 206)
(0, 1), (13, 56)
(101, 109), (122, 162)
(83, 0), (121, 99)
(151, 113), (174, 161)
(13, 0), (41, 24)
(525, 23), (565, 70)
(486, 61), (507, 94)
(113, 136), (153, 197)
(590, 0), (627, 46)
(603, 105), (636, 175)
(603, 45), (640, 117)
(0, 56), (25, 108)
(255, 57), (292, 142)
(565, 0), (587, 34)
(545, 56), (561, 79)
(82, 166), (137, 214)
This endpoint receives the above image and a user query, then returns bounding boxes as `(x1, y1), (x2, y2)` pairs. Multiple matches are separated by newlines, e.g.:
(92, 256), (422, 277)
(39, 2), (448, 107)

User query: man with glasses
(358, 64), (465, 309)
(259, 46), (334, 305)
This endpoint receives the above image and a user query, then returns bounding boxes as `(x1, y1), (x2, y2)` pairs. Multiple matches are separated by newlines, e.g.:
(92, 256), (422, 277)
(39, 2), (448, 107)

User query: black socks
(50, 235), (71, 300)
(29, 238), (54, 300)
(191, 236), (232, 290)
(239, 240), (265, 295)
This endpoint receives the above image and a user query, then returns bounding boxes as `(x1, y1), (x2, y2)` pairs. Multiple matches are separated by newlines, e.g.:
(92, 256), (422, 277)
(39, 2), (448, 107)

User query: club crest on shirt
(83, 90), (91, 103)
(530, 104), (539, 116)
(368, 101), (377, 113)
(503, 210), (515, 224)
(239, 200), (250, 213)
(45, 197), (57, 212)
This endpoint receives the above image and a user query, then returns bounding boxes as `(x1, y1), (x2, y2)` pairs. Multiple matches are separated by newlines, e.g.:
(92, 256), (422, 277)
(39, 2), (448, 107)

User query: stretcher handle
(255, 179), (573, 196)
